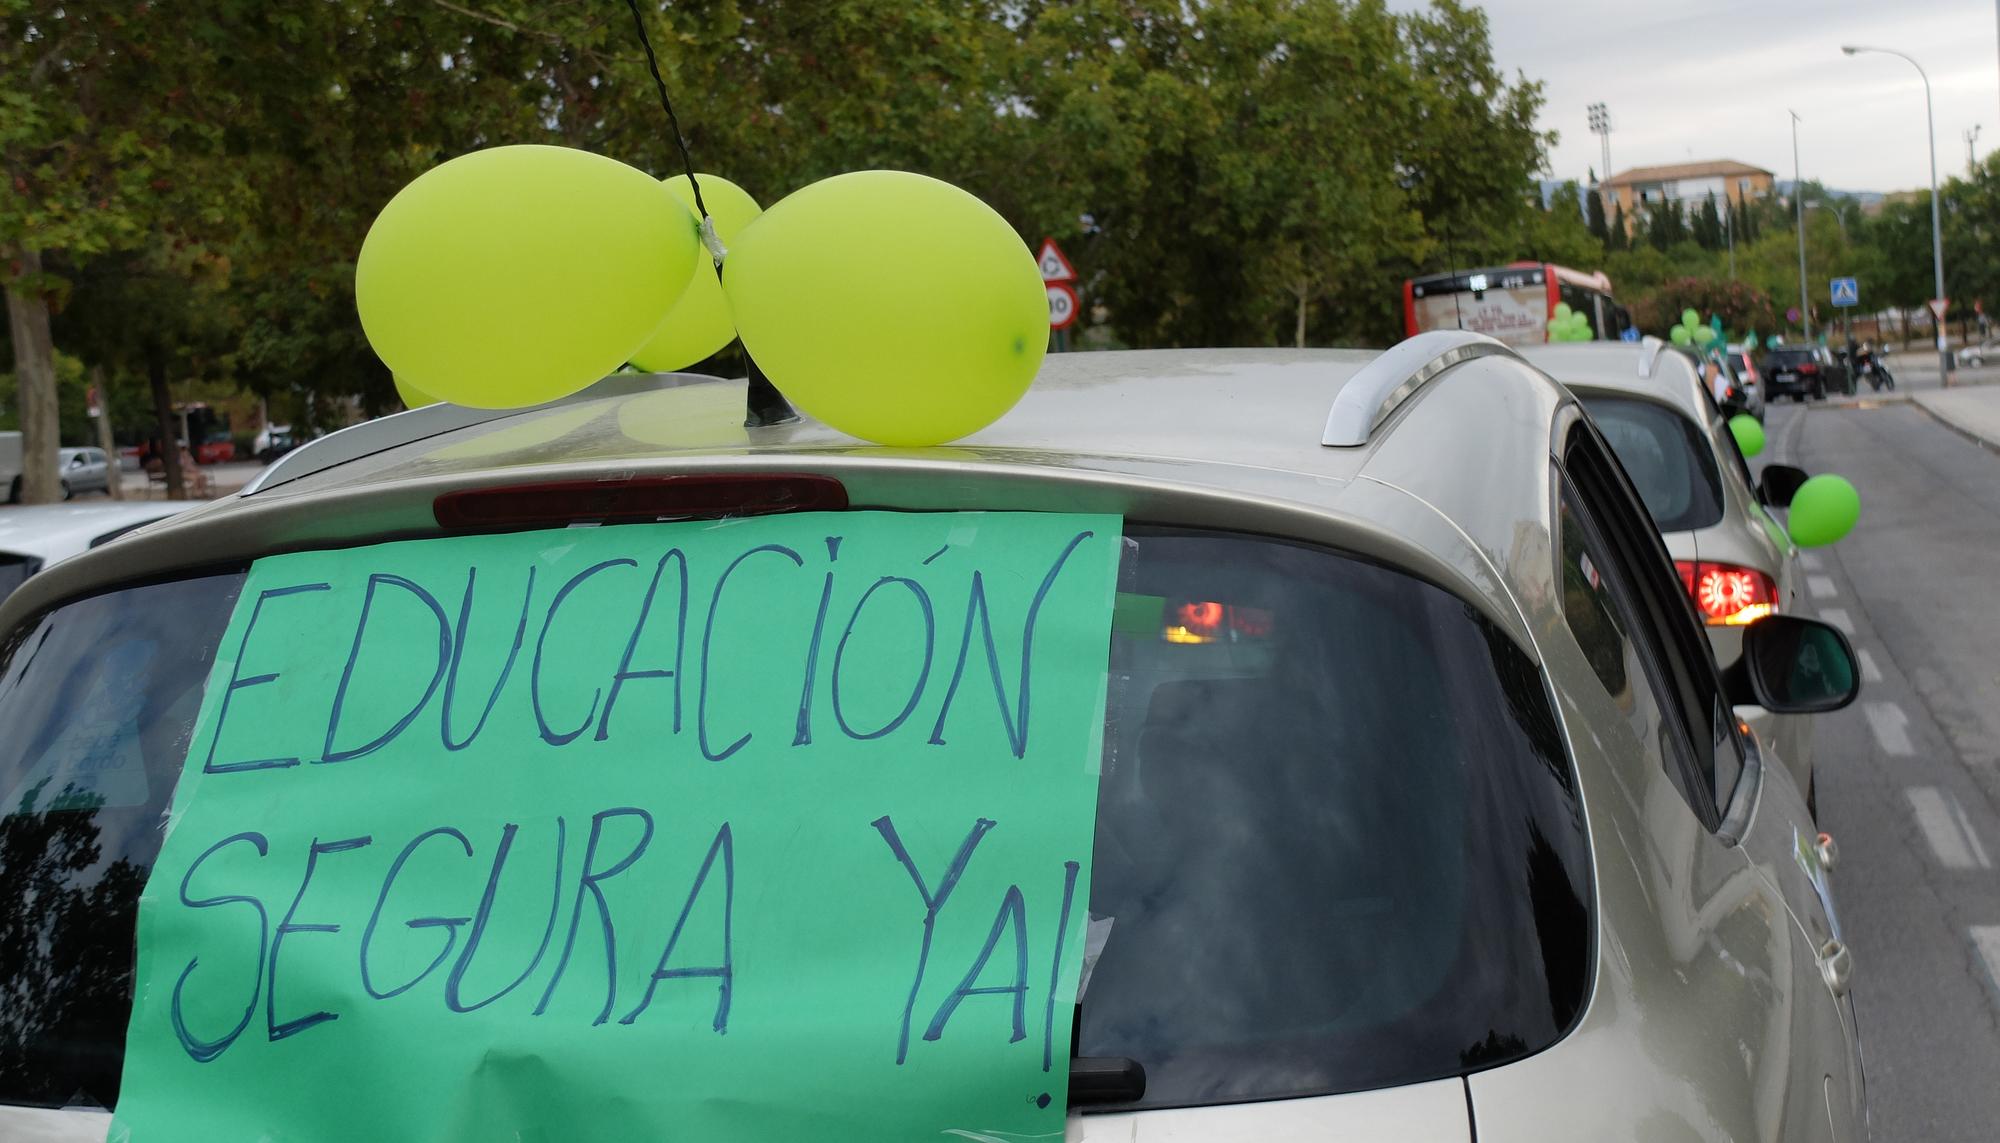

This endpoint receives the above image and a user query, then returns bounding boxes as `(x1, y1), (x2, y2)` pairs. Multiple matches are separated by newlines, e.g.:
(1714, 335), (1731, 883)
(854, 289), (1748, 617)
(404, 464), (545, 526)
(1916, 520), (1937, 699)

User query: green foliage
(1628, 276), (1779, 340)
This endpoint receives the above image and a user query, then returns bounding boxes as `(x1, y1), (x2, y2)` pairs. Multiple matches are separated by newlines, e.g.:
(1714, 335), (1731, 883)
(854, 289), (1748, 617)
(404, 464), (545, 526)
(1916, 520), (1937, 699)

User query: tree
(1630, 276), (1779, 339)
(1694, 193), (1724, 252)
(1606, 203), (1628, 252)
(1586, 170), (1609, 246)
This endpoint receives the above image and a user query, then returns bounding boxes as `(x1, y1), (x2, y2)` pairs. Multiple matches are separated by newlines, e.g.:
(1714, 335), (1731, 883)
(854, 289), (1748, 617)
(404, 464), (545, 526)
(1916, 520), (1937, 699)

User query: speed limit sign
(1046, 282), (1079, 330)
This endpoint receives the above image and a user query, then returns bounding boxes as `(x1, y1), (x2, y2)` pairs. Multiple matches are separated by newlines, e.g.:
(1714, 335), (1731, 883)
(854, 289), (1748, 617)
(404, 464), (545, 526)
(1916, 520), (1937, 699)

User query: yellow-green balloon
(1728, 413), (1764, 458)
(723, 170), (1047, 446)
(1681, 309), (1700, 329)
(629, 174), (762, 373)
(1670, 325), (1692, 346)
(394, 375), (440, 409)
(356, 145), (699, 409)
(1788, 474), (1860, 547)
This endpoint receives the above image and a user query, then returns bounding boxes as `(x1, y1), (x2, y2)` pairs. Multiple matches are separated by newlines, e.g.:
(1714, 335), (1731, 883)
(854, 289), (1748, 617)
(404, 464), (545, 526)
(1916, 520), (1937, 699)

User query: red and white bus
(1403, 262), (1633, 346)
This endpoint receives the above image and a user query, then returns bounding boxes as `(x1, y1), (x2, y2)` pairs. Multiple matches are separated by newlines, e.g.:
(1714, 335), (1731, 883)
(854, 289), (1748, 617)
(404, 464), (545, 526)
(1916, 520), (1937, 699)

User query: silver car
(0, 334), (1862, 1140)
(1520, 340), (1829, 808)
(54, 447), (113, 497)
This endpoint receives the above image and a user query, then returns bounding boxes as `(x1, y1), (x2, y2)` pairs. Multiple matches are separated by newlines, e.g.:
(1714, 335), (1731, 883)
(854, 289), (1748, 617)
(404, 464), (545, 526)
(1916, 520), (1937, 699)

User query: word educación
(159, 519), (1109, 1076)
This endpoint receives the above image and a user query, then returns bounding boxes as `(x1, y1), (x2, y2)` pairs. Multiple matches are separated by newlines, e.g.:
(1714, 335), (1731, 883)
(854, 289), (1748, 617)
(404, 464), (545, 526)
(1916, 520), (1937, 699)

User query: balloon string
(622, 0), (726, 270)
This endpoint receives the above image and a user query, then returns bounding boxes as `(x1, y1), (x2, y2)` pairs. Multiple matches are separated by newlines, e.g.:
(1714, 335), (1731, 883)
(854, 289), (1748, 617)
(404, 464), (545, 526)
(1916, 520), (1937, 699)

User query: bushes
(1631, 277), (1781, 340)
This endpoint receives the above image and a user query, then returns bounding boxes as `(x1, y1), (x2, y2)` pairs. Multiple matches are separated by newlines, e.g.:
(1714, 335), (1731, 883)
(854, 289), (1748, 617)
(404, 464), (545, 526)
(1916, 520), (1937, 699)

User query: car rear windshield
(0, 555), (40, 605)
(1578, 394), (1726, 532)
(0, 526), (1589, 1113)
(1766, 349), (1815, 367)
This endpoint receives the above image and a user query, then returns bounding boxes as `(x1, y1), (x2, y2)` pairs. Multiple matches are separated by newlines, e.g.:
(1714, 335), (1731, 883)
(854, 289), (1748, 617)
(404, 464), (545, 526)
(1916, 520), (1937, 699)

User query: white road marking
(1801, 552), (1825, 571)
(1820, 607), (1855, 634)
(1857, 648), (1883, 683)
(1866, 702), (1916, 756)
(1808, 574), (1838, 599)
(1971, 927), (2000, 999)
(1908, 787), (1992, 869)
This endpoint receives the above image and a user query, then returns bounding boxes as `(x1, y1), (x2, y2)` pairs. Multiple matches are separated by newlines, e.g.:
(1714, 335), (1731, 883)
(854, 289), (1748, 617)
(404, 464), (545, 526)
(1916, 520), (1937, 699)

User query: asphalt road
(1761, 386), (2000, 1141)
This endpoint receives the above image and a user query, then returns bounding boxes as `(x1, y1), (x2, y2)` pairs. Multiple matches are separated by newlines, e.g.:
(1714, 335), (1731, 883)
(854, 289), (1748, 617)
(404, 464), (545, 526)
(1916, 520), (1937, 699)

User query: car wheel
(1812, 380), (1826, 401)
(6, 476), (18, 504)
(60, 479), (71, 500)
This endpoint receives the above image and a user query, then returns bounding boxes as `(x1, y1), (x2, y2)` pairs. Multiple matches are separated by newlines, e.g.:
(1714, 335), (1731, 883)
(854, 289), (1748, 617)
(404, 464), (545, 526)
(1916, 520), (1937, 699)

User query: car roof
(0, 501), (198, 561)
(3, 342), (1580, 654)
(1515, 340), (1709, 421)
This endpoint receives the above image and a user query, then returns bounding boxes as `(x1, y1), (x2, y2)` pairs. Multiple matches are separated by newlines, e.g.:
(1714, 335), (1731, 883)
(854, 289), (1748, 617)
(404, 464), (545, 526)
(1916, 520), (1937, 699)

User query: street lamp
(1587, 102), (1613, 227)
(1844, 44), (1951, 383)
(1790, 111), (1810, 343)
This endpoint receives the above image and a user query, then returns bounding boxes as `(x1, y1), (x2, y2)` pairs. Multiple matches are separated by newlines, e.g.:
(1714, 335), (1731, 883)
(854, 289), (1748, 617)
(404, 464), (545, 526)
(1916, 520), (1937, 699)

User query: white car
(0, 501), (200, 603)
(1521, 340), (1832, 809)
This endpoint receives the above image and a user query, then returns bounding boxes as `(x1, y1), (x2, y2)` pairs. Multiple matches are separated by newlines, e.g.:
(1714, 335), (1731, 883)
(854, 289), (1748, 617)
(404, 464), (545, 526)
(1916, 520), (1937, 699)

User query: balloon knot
(699, 216), (728, 267)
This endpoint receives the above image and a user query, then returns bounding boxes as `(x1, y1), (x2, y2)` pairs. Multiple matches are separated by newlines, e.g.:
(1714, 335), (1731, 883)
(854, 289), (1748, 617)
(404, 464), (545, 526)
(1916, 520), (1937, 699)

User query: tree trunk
(1294, 287), (1309, 349)
(4, 245), (63, 504)
(148, 346), (186, 500)
(90, 364), (124, 500)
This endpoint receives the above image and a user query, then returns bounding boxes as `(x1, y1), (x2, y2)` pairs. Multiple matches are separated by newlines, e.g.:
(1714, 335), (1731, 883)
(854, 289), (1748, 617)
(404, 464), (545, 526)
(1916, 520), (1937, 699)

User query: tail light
(434, 474), (848, 530)
(1798, 362), (1820, 375)
(1675, 559), (1779, 626)
(1163, 600), (1275, 644)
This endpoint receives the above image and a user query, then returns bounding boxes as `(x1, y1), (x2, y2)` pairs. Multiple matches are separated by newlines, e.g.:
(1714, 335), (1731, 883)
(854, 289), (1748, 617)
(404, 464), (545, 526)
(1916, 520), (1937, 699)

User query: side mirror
(1760, 463), (1809, 508)
(1724, 615), (1861, 714)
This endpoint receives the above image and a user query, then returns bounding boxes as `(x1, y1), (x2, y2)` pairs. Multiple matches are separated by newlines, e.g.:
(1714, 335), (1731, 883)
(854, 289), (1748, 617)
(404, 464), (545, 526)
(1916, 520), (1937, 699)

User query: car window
(0, 527), (1592, 1112)
(1556, 480), (1710, 817)
(0, 555), (41, 605)
(1563, 428), (1745, 821)
(1576, 394), (1725, 532)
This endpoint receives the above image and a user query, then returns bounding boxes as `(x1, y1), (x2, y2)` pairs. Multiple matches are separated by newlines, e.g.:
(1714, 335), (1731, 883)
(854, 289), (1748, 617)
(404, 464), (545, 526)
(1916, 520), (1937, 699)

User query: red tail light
(1674, 560), (1779, 626)
(1164, 600), (1276, 644)
(1798, 362), (1820, 375)
(434, 474), (848, 530)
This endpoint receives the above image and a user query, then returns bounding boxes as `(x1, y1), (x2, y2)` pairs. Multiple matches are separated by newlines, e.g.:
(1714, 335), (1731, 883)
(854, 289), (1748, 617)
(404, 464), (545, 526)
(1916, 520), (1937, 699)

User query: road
(1761, 369), (2000, 1141)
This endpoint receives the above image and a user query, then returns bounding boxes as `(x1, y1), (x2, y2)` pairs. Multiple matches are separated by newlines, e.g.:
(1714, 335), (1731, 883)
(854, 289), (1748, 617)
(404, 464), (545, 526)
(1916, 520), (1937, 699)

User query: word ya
(168, 810), (1080, 1076)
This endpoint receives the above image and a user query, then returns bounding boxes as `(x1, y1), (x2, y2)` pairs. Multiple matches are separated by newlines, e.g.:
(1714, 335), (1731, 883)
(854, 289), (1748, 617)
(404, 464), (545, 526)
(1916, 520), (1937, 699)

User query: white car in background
(0, 502), (201, 604)
(1521, 339), (1832, 810)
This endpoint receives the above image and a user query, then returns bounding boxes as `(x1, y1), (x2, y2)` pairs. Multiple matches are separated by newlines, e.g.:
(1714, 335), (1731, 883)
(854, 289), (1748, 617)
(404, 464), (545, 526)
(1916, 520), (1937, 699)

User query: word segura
(200, 527), (1102, 773)
(168, 810), (1083, 1071)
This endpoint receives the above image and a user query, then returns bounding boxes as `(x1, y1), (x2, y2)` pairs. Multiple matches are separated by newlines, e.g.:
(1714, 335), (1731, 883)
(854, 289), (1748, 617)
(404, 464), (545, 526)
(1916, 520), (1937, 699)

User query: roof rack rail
(1638, 334), (1670, 379)
(239, 371), (723, 496)
(1321, 330), (1513, 448)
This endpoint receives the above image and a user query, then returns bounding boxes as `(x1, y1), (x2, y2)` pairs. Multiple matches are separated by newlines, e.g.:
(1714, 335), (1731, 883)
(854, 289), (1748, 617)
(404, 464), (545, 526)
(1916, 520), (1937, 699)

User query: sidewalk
(1911, 386), (2000, 450)
(115, 460), (267, 500)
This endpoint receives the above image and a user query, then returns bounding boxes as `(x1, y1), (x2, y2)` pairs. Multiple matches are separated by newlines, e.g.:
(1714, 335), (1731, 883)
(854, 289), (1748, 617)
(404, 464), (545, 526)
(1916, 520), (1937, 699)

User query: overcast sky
(1441, 0), (2000, 193)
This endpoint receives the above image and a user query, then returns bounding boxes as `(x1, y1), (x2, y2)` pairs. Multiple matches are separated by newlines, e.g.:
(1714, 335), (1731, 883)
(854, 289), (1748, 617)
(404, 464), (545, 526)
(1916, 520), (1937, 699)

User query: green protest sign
(112, 510), (1120, 1141)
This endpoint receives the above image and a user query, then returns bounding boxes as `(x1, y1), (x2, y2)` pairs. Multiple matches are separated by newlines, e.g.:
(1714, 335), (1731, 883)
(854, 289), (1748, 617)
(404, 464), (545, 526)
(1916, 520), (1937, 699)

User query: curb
(1908, 393), (2000, 454)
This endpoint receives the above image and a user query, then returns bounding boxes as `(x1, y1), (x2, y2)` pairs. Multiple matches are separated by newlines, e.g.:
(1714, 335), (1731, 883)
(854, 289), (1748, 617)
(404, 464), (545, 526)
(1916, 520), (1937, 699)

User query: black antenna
(622, 0), (796, 426)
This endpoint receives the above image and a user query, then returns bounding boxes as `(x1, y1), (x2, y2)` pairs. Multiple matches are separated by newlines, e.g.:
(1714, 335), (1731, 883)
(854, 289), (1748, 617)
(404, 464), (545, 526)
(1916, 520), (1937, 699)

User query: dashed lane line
(1808, 574), (1838, 599)
(1857, 648), (1883, 684)
(1821, 607), (1855, 635)
(1907, 786), (1994, 869)
(1865, 702), (1916, 756)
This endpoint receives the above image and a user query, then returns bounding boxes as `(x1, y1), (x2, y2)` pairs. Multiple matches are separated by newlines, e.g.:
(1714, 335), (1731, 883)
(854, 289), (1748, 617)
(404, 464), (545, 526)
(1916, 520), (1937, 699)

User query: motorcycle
(1855, 349), (1896, 392)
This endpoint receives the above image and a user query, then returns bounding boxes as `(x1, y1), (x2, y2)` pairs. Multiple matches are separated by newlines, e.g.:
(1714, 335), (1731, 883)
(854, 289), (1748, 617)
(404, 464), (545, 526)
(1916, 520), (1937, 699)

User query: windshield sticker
(111, 510), (1120, 1142)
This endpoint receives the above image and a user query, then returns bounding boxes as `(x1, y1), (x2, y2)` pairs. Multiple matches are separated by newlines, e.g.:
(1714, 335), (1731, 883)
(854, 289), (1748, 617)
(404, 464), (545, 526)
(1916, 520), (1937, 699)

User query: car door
(1562, 421), (1860, 1140)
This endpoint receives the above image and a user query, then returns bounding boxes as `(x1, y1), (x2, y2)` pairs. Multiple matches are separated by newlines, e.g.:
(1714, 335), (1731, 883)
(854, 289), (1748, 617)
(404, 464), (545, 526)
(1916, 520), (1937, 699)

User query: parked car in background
(193, 434), (236, 465)
(1956, 340), (2000, 368)
(1522, 339), (1837, 811)
(5, 438), (115, 501)
(1763, 345), (1838, 401)
(0, 335), (1865, 1142)
(55, 448), (112, 497)
(0, 501), (201, 604)
(254, 423), (303, 463)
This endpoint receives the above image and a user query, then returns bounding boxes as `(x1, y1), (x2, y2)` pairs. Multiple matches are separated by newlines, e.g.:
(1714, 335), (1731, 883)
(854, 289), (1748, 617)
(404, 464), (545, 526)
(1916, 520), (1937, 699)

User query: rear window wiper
(1069, 1055), (1146, 1106)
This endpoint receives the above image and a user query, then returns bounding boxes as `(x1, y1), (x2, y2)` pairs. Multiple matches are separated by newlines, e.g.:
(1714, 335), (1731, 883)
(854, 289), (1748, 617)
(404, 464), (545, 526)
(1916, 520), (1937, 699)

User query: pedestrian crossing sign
(1831, 277), (1860, 307)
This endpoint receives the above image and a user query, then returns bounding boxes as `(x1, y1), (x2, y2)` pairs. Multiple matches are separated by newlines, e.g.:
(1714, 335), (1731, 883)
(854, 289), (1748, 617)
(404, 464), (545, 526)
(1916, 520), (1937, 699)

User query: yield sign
(1037, 238), (1077, 283)
(1929, 297), (1950, 320)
